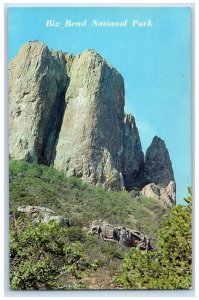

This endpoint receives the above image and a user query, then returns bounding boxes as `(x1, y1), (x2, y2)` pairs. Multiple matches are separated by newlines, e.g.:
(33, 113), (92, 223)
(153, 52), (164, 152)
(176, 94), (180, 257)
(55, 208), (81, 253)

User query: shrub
(9, 159), (170, 289)
(10, 219), (96, 290)
(117, 187), (192, 289)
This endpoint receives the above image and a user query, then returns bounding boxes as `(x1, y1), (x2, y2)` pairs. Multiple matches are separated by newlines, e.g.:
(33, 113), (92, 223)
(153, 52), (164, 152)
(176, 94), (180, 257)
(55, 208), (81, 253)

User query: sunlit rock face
(54, 49), (125, 190)
(141, 181), (176, 208)
(9, 41), (67, 165)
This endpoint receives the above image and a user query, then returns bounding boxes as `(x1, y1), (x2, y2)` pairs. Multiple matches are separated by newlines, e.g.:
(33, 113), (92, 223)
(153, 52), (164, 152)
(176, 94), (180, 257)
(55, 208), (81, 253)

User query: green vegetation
(9, 160), (191, 290)
(10, 219), (95, 289)
(117, 187), (192, 289)
(9, 160), (167, 237)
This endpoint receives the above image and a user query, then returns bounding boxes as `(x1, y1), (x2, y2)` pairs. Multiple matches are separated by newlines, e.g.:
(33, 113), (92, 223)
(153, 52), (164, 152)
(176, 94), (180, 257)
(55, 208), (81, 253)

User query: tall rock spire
(9, 41), (67, 164)
(54, 49), (125, 190)
(142, 136), (176, 206)
(144, 136), (174, 186)
(122, 114), (144, 190)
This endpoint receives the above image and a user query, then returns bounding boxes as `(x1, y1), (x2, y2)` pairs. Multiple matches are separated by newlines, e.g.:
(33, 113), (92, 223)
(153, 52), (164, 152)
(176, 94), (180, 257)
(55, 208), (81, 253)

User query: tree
(118, 187), (192, 289)
(10, 219), (94, 290)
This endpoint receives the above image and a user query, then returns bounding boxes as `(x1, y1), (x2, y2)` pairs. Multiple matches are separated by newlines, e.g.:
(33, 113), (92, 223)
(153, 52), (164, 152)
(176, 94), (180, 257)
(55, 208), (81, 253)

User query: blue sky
(8, 7), (192, 203)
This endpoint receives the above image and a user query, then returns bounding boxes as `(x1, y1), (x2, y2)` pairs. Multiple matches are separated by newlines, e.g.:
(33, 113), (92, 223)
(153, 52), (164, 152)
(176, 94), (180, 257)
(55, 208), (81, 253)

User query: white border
(1, 1), (198, 299)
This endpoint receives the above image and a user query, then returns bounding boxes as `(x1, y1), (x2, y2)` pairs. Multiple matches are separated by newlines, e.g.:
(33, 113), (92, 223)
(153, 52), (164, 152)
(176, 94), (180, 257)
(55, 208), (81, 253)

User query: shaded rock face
(144, 136), (174, 187)
(54, 49), (125, 190)
(9, 42), (67, 165)
(123, 114), (144, 191)
(141, 181), (176, 208)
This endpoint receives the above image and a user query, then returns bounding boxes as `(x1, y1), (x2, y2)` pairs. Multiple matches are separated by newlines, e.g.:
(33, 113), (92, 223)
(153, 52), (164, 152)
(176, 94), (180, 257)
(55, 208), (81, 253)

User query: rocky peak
(144, 136), (174, 187)
(124, 113), (135, 125)
(9, 41), (68, 165)
(54, 48), (125, 190)
(9, 41), (175, 199)
(122, 113), (144, 190)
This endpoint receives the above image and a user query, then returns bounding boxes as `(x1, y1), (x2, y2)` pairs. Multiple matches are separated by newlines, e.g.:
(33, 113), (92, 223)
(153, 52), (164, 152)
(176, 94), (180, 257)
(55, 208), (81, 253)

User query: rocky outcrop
(9, 41), (176, 199)
(141, 181), (176, 208)
(17, 205), (70, 226)
(54, 49), (125, 190)
(9, 42), (126, 189)
(143, 136), (175, 207)
(89, 220), (152, 250)
(144, 136), (174, 187)
(9, 41), (67, 165)
(122, 114), (144, 190)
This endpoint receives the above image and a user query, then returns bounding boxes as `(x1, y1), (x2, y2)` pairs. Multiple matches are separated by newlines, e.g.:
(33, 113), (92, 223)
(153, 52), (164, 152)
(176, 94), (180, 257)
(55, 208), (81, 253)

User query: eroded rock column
(54, 49), (125, 189)
(9, 41), (67, 164)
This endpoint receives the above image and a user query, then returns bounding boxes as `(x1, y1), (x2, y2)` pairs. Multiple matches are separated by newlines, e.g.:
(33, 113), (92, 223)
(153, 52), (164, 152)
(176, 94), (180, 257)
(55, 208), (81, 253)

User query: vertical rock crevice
(37, 88), (67, 165)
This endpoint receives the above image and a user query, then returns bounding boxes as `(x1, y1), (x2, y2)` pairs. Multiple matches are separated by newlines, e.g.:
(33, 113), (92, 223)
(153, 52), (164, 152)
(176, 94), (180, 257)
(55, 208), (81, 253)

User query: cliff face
(9, 41), (176, 205)
(54, 50), (124, 190)
(9, 42), (67, 165)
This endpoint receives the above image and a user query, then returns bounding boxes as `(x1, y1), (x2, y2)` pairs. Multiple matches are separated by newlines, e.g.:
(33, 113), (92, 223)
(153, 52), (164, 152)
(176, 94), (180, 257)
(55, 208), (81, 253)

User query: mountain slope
(9, 160), (169, 289)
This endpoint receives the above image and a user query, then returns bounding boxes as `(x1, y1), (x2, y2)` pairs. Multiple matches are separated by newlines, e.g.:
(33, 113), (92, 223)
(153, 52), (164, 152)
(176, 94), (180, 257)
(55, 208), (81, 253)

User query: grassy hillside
(9, 160), (168, 289)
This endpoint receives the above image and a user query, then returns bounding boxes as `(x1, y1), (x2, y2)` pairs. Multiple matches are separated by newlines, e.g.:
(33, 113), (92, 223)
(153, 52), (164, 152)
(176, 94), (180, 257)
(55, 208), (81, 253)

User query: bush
(9, 160), (166, 234)
(117, 187), (192, 289)
(10, 219), (96, 290)
(67, 227), (86, 243)
(9, 159), (170, 289)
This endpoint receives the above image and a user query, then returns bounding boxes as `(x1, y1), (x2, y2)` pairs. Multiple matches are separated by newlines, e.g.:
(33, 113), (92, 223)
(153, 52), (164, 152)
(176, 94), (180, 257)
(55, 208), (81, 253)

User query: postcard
(8, 6), (192, 290)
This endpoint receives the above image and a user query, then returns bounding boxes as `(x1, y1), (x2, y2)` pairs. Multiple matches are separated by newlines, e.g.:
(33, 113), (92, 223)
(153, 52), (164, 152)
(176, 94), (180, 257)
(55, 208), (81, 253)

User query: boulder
(141, 181), (176, 208)
(89, 220), (152, 250)
(17, 205), (70, 226)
